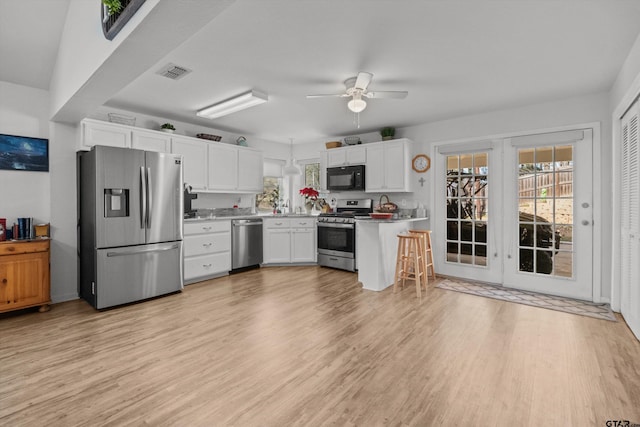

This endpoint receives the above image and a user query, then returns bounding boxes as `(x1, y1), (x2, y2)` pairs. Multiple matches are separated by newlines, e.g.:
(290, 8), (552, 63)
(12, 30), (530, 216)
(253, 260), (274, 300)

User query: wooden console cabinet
(0, 239), (51, 313)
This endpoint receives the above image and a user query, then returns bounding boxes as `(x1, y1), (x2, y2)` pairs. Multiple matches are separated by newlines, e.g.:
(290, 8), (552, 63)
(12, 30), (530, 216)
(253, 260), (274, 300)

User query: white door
(503, 130), (593, 300)
(620, 102), (640, 338)
(434, 141), (502, 284)
(434, 129), (594, 301)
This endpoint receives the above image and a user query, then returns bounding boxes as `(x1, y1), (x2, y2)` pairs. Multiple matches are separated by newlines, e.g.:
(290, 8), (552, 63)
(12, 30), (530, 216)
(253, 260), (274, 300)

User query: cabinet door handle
(202, 226), (212, 231)
(202, 242), (212, 247)
(203, 263), (212, 268)
(1, 278), (7, 284)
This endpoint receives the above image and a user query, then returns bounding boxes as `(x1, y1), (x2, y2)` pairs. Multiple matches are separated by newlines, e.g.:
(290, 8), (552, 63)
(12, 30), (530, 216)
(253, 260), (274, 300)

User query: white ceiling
(2, 1), (640, 144)
(0, 0), (70, 90)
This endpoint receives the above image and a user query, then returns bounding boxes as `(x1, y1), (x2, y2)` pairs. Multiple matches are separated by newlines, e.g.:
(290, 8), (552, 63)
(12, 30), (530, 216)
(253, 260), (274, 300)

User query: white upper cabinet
(171, 136), (208, 191)
(131, 129), (171, 152)
(80, 119), (265, 194)
(81, 119), (130, 149)
(237, 149), (264, 192)
(365, 139), (413, 192)
(208, 143), (238, 191)
(207, 144), (263, 192)
(326, 145), (366, 167)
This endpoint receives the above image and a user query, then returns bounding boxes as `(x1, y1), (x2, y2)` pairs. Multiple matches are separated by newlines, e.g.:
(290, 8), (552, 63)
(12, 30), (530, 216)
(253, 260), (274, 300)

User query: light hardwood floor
(1, 266), (639, 426)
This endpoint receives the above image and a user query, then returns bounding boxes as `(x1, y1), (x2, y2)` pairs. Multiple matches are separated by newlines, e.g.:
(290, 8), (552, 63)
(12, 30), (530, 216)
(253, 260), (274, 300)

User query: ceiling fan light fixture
(197, 90), (267, 119)
(347, 93), (367, 113)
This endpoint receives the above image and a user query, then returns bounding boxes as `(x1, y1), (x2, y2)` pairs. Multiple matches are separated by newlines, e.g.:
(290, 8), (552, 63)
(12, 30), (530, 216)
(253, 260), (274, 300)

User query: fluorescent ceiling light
(197, 90), (268, 119)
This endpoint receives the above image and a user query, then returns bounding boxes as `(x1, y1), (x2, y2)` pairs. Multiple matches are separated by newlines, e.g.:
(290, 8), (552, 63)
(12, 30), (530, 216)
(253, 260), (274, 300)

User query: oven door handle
(318, 223), (354, 229)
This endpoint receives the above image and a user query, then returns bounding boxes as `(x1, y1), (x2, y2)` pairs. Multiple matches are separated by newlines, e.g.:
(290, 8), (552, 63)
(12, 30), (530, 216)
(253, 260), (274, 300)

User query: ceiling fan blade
(306, 93), (349, 98)
(364, 91), (408, 99)
(354, 72), (373, 90)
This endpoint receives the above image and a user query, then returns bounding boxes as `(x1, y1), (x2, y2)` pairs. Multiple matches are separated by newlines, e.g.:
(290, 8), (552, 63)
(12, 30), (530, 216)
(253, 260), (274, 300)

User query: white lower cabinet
(183, 220), (231, 283)
(263, 218), (317, 264)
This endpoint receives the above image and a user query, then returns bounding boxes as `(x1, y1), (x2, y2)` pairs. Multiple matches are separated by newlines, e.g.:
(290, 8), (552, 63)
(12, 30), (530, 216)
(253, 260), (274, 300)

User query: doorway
(434, 129), (594, 301)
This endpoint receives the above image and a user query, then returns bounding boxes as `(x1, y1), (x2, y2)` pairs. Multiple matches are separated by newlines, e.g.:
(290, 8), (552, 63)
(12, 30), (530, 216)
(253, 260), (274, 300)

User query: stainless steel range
(317, 199), (372, 271)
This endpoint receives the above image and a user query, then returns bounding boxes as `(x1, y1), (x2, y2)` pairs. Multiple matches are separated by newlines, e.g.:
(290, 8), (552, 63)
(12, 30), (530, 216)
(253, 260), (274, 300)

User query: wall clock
(412, 154), (431, 173)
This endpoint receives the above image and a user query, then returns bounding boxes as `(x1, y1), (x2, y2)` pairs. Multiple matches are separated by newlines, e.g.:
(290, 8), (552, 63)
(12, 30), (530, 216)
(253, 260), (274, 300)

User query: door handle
(106, 243), (179, 257)
(146, 167), (152, 228)
(581, 220), (590, 226)
(140, 167), (146, 229)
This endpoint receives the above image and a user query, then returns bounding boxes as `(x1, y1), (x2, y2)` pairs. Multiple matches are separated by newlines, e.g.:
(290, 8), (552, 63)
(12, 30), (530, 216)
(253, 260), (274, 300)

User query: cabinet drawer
(264, 218), (291, 229)
(0, 240), (50, 256)
(184, 221), (231, 236)
(185, 252), (231, 281)
(184, 233), (230, 257)
(290, 218), (316, 228)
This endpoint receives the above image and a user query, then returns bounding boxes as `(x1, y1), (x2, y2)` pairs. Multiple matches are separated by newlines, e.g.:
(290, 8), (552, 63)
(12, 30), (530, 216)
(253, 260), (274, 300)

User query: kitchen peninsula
(356, 217), (428, 292)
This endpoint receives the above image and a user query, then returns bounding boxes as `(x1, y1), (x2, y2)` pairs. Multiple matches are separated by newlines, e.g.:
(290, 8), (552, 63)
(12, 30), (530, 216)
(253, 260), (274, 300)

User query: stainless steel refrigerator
(78, 145), (184, 309)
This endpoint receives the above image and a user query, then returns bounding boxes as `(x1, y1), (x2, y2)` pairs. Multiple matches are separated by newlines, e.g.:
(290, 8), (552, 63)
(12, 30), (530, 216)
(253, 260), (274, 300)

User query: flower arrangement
(299, 187), (319, 201)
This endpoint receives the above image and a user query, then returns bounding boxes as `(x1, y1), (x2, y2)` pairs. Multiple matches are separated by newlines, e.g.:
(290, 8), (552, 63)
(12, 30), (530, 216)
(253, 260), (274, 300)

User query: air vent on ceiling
(156, 63), (192, 80)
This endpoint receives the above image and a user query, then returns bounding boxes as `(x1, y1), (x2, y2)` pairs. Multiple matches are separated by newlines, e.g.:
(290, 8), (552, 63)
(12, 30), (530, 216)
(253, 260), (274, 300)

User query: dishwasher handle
(232, 220), (263, 226)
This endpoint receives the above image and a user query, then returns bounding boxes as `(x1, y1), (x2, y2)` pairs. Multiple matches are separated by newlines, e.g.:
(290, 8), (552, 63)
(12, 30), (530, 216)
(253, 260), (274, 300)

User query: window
(256, 158), (284, 212)
(305, 162), (320, 188)
(256, 176), (281, 212)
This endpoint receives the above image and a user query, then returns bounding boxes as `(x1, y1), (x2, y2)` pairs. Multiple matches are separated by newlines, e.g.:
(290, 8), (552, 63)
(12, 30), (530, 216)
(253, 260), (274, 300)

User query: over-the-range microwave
(326, 165), (365, 191)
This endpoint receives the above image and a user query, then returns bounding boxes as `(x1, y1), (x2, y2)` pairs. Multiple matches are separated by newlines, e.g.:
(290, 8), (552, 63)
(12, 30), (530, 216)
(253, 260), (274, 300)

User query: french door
(434, 129), (594, 301)
(435, 140), (503, 284)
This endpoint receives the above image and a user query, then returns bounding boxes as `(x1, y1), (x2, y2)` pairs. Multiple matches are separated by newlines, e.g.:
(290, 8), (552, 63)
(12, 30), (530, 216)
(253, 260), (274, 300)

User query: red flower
(299, 187), (319, 200)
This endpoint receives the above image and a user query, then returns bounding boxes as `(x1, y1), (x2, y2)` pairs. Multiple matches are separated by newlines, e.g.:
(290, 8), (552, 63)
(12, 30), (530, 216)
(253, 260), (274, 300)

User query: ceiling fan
(306, 72), (408, 113)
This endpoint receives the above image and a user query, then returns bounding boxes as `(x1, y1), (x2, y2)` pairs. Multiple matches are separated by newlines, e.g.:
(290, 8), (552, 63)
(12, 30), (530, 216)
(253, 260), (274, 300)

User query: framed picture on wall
(0, 133), (49, 172)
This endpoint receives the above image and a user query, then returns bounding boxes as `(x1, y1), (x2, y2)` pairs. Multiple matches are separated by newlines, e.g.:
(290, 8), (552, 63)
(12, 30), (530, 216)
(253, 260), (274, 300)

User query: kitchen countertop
(184, 213), (318, 222)
(355, 217), (429, 224)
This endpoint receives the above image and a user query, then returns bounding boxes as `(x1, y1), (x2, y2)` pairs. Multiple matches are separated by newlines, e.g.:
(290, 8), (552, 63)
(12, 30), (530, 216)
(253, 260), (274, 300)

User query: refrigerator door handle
(146, 167), (152, 228)
(106, 243), (179, 257)
(140, 166), (147, 229)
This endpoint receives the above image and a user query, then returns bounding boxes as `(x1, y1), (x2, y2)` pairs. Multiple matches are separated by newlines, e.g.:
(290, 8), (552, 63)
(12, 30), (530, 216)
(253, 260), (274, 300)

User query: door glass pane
(445, 152), (489, 267)
(517, 145), (573, 277)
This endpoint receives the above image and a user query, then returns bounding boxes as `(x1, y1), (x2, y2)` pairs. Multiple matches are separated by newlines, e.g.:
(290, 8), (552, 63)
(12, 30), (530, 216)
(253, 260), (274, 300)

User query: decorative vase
(161, 128), (175, 133)
(305, 201), (314, 214)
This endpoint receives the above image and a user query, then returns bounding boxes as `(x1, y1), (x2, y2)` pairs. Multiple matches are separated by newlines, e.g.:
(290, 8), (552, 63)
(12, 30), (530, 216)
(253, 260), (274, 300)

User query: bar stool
(408, 230), (436, 282)
(393, 233), (426, 298)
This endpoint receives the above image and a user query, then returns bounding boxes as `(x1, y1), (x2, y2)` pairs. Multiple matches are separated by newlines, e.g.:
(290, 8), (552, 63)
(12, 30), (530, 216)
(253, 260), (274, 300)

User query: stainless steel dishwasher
(231, 218), (263, 271)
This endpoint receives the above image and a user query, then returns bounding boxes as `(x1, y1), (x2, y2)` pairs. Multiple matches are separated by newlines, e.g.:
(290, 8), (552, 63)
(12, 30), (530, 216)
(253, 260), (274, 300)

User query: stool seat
(408, 229), (436, 281)
(393, 233), (426, 298)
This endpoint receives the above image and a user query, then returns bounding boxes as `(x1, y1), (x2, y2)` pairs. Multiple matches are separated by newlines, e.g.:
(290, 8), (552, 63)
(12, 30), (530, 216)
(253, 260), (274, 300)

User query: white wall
(610, 32), (640, 111)
(49, 0), (160, 118)
(49, 122), (78, 302)
(0, 82), (77, 303)
(0, 81), (51, 226)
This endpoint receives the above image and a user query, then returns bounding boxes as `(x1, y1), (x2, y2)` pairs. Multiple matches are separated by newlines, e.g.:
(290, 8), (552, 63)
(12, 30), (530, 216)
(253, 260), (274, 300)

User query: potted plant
(102, 0), (123, 16)
(299, 187), (319, 214)
(161, 123), (176, 133)
(380, 127), (395, 141)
